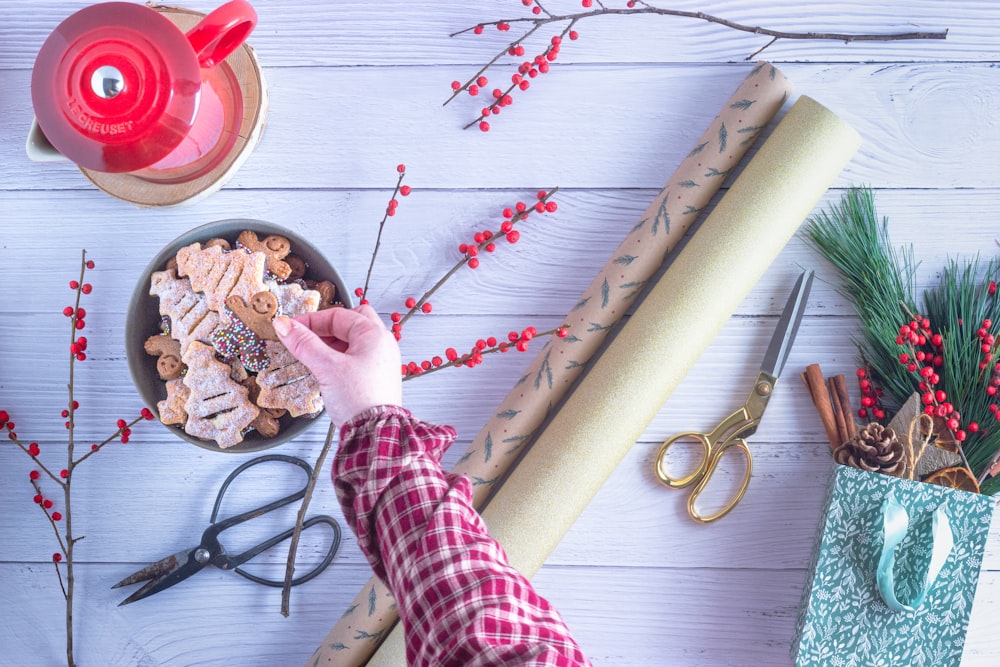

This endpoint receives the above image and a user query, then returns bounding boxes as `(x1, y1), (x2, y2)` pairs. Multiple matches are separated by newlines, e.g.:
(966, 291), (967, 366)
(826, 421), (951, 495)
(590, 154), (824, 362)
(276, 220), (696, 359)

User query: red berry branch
(2, 250), (154, 667)
(353, 166), (569, 379)
(447, 0), (948, 130)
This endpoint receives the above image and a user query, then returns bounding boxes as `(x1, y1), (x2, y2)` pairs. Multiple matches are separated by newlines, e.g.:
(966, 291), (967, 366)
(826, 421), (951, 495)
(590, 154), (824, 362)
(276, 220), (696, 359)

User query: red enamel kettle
(30, 1), (257, 182)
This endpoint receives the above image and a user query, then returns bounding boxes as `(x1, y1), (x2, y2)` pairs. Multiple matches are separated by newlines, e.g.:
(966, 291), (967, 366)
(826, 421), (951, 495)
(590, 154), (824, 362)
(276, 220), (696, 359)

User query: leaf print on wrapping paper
(368, 586), (378, 616)
(687, 141), (708, 157)
(730, 99), (756, 110)
(683, 204), (703, 216)
(705, 167), (731, 179)
(327, 643), (349, 652)
(718, 123), (728, 152)
(534, 350), (554, 390)
(471, 475), (498, 486)
(769, 65), (777, 80)
(587, 322), (611, 333)
(652, 195), (670, 235)
(678, 179), (699, 188)
(503, 432), (533, 456)
(632, 217), (648, 232)
(457, 449), (474, 464)
(572, 296), (591, 311)
(600, 278), (610, 308)
(750, 62), (765, 76)
(738, 125), (764, 146)
(620, 280), (645, 301)
(484, 432), (493, 461)
(496, 409), (520, 420)
(565, 360), (584, 370)
(614, 254), (638, 265)
(515, 372), (529, 386)
(355, 629), (384, 643)
(562, 334), (582, 343)
(342, 603), (359, 618)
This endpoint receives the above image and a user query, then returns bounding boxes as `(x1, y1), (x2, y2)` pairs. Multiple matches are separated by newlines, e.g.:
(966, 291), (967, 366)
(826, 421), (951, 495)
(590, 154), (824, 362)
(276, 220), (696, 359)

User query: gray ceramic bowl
(125, 219), (351, 453)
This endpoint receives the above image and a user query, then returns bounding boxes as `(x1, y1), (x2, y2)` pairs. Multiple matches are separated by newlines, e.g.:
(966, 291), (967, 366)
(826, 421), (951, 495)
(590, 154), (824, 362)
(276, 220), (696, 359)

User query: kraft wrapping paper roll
(308, 63), (793, 667)
(367, 94), (861, 666)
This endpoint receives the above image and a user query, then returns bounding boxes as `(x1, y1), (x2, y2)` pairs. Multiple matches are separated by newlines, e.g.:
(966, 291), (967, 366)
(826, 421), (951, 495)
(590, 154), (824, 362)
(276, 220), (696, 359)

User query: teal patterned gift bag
(791, 464), (995, 667)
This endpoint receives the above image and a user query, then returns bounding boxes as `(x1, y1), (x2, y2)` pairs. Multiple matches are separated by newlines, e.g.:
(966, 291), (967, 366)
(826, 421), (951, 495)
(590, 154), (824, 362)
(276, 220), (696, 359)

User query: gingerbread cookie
(244, 377), (284, 438)
(284, 253), (307, 282)
(176, 242), (269, 312)
(157, 379), (190, 425)
(144, 334), (186, 380)
(227, 291), (279, 340)
(149, 268), (223, 355)
(237, 230), (293, 281)
(181, 341), (260, 448)
(211, 300), (273, 373)
(256, 341), (323, 418)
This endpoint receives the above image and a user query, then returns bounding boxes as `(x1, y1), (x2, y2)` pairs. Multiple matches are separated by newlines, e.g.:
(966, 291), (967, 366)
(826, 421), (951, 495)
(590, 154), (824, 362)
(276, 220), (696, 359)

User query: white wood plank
(0, 0), (989, 70)
(4, 63), (1000, 190)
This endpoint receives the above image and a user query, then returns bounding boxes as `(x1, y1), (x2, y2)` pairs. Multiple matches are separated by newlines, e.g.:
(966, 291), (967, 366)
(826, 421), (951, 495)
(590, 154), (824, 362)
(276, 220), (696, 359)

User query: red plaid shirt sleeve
(334, 405), (592, 667)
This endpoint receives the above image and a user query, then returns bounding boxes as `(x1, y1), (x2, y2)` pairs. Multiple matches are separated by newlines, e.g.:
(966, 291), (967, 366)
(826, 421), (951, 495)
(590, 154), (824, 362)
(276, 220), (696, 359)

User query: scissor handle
(654, 431), (713, 489)
(685, 437), (753, 523)
(209, 454), (313, 530)
(230, 514), (342, 587)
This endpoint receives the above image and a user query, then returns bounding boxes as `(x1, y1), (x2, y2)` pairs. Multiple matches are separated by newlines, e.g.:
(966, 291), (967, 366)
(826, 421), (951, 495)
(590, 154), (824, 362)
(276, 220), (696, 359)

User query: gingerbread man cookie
(144, 334), (186, 380)
(237, 230), (293, 281)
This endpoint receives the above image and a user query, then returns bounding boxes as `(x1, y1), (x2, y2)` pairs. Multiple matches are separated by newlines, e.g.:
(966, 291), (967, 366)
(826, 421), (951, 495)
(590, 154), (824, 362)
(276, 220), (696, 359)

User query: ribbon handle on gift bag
(876, 492), (954, 613)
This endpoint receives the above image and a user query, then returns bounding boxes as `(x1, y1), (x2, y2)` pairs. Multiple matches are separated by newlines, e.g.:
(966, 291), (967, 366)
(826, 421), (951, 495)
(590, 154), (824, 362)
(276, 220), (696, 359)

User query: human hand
(273, 305), (402, 428)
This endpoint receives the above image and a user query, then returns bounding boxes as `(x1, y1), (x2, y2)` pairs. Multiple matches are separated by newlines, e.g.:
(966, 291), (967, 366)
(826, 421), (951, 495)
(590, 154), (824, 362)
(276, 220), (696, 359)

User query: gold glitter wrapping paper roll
(367, 95), (861, 666)
(308, 63), (793, 667)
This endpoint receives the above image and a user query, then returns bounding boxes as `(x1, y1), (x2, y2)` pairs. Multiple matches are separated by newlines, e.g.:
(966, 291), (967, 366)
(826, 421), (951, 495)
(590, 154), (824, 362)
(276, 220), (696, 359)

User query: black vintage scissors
(114, 454), (341, 605)
(654, 271), (814, 523)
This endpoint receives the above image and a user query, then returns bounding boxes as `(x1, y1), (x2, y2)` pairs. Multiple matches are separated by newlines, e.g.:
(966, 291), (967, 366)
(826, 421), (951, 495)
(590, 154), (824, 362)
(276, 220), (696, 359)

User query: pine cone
(833, 422), (905, 476)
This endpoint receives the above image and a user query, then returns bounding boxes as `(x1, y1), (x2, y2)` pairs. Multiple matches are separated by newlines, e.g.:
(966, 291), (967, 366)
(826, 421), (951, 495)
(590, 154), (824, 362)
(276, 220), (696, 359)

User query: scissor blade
(113, 547), (202, 606)
(759, 271), (814, 378)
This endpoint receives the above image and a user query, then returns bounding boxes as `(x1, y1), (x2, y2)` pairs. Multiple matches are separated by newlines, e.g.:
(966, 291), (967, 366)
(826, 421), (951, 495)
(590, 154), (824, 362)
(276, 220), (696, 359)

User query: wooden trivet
(80, 4), (268, 207)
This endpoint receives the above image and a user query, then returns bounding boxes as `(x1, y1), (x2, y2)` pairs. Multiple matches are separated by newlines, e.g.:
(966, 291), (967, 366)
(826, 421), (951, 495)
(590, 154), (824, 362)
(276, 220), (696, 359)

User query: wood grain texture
(1, 0), (998, 665)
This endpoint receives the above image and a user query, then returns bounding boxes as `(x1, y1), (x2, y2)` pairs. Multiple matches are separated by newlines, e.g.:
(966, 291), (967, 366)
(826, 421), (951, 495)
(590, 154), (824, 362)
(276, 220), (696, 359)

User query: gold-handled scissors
(654, 271), (814, 523)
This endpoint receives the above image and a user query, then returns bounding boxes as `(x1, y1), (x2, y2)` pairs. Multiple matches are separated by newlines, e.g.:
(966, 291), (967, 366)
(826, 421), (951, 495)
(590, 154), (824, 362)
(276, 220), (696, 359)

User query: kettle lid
(31, 2), (200, 173)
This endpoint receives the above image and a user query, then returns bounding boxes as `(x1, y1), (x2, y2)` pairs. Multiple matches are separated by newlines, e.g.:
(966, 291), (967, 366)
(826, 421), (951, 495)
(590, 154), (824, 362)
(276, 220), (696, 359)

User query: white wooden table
(2, 1), (998, 665)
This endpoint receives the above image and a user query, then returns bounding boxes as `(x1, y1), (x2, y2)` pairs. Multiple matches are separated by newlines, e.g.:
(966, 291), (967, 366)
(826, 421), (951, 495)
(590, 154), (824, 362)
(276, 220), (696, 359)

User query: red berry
(53, 553), (62, 563)
(85, 260), (95, 269)
(468, 258), (480, 269)
(479, 121), (490, 132)
(516, 339), (529, 352)
(81, 284), (92, 294)
(432, 356), (443, 367)
(397, 164), (406, 173)
(569, 30), (579, 40)
(451, 80), (461, 91)
(69, 280), (79, 289)
(60, 469), (68, 478)
(117, 418), (127, 429)
(33, 494), (43, 504)
(506, 231), (520, 244)
(43, 499), (53, 509)
(473, 25), (484, 35)
(29, 442), (40, 456)
(446, 348), (458, 361)
(405, 297), (416, 309)
(545, 201), (558, 212)
(955, 430), (967, 442)
(391, 312), (401, 323)
(477, 76), (488, 87)
(0, 410), (7, 422)
(515, 202), (527, 213)
(400, 185), (412, 196)
(76, 352), (86, 361)
(29, 470), (40, 481)
(141, 407), (154, 420)
(354, 287), (364, 297)
(421, 303), (432, 313)
(75, 319), (85, 330)
(52, 512), (63, 521)
(63, 306), (74, 317)
(557, 327), (569, 338)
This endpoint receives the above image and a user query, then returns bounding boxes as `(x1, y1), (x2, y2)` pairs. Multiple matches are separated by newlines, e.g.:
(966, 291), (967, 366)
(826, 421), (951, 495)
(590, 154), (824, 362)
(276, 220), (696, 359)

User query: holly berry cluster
(354, 167), (567, 380)
(892, 314), (982, 443)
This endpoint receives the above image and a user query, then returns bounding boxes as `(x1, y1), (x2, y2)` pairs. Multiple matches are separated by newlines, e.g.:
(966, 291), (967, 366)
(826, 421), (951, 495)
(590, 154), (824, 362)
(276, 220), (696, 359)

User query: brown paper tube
(308, 63), (793, 667)
(365, 96), (861, 665)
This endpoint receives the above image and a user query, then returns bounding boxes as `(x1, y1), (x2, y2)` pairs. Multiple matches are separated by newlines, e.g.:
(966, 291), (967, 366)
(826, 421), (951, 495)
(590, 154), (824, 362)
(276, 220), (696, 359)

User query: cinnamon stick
(800, 363), (840, 452)
(830, 374), (857, 441)
(828, 376), (850, 449)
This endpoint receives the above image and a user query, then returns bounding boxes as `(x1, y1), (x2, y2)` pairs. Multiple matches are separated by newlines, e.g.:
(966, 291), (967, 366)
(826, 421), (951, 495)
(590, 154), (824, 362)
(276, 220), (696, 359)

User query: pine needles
(806, 186), (1000, 495)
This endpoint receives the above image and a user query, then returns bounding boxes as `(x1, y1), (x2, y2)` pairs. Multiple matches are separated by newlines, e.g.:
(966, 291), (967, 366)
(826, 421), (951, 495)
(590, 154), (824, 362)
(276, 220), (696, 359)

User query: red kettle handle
(186, 0), (258, 68)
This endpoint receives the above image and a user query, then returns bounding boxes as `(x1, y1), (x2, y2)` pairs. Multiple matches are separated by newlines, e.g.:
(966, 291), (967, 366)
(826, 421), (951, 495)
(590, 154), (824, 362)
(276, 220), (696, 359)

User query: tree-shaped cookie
(257, 341), (323, 418)
(176, 242), (268, 312)
(149, 267), (223, 355)
(181, 341), (259, 448)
